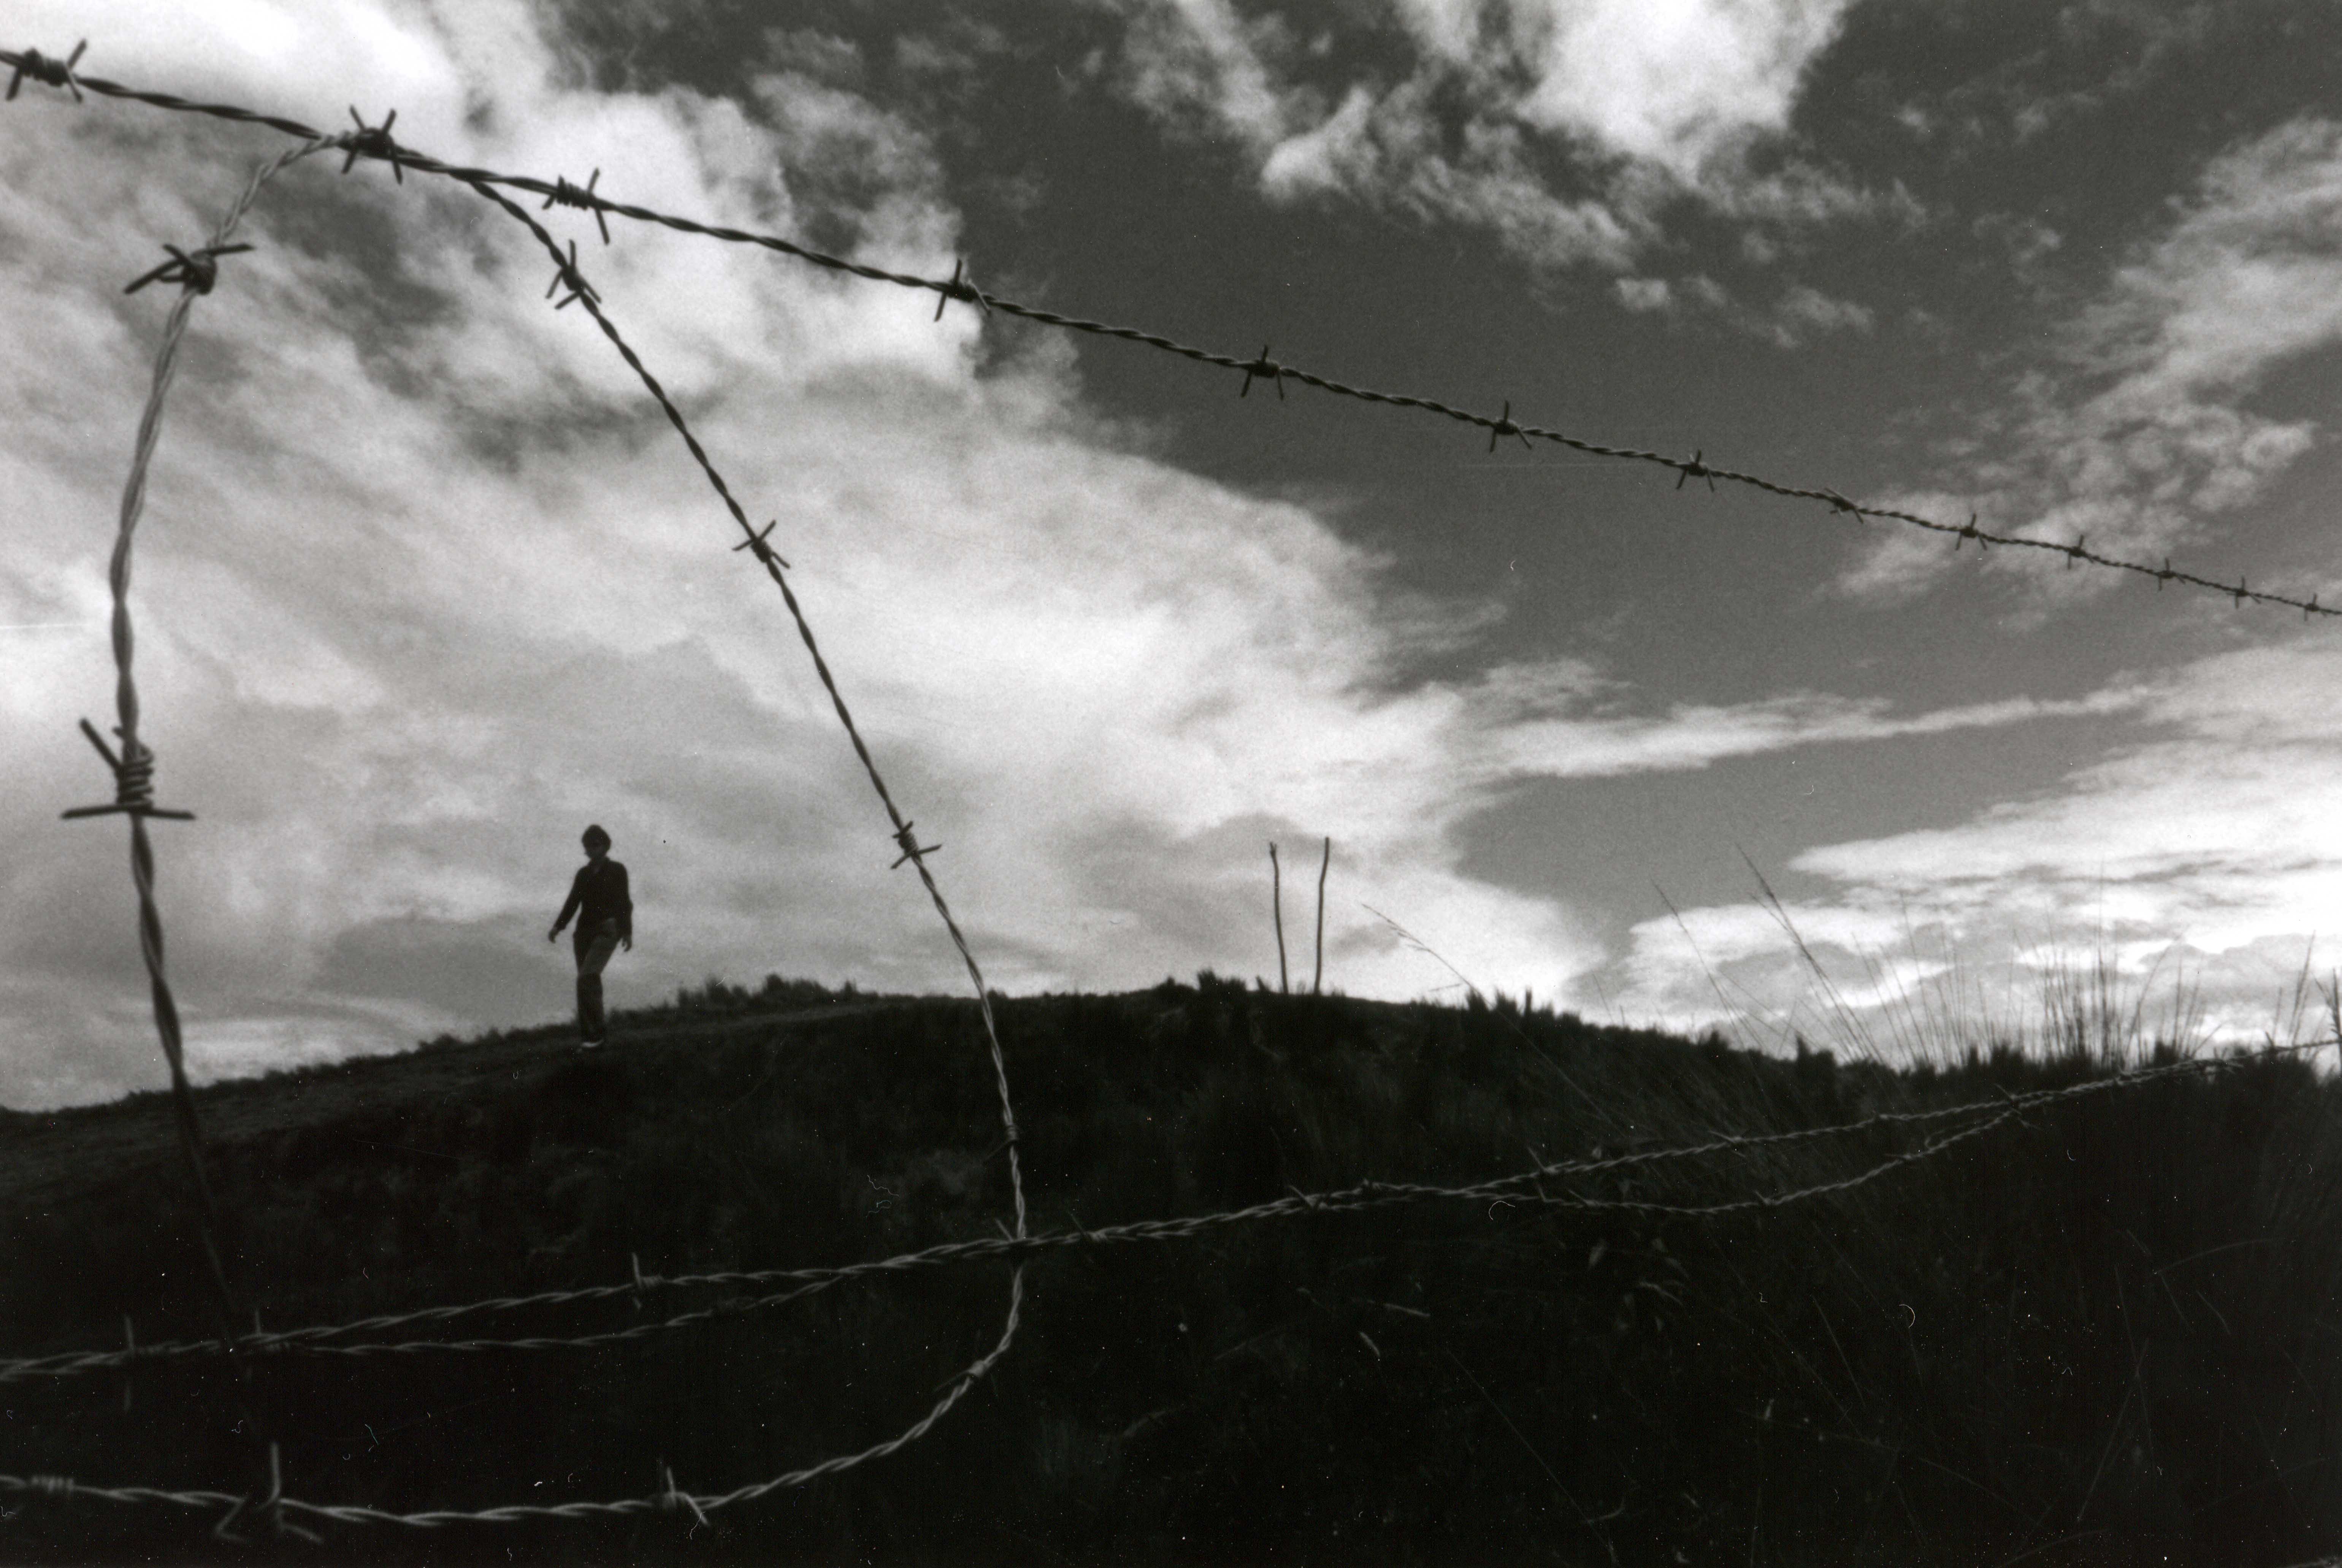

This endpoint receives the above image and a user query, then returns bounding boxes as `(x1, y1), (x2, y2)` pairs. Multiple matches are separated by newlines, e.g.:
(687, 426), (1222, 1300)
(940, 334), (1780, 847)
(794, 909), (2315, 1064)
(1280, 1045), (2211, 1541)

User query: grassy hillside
(1, 976), (2337, 1565)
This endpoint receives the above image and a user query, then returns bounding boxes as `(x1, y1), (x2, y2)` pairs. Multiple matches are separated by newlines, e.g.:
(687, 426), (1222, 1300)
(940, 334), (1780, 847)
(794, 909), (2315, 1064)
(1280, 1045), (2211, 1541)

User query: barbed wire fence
(9, 44), (2337, 618)
(3, 39), (2337, 1544)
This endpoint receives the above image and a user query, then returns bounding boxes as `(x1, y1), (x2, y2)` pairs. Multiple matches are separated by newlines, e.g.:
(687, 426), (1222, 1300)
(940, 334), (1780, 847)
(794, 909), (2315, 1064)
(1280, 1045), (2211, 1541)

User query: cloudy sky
(6, 0), (2342, 1106)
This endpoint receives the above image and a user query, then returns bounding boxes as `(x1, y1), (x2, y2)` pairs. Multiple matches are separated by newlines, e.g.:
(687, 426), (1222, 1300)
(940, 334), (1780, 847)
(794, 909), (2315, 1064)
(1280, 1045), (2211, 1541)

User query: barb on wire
(340, 105), (401, 181)
(931, 257), (988, 321)
(122, 241), (252, 297)
(730, 519), (790, 569)
(889, 821), (942, 869)
(544, 238), (598, 311)
(543, 167), (610, 244)
(1240, 344), (1283, 400)
(1488, 400), (1530, 452)
(9, 1046), (2306, 1385)
(60, 718), (193, 821)
(6, 39), (83, 102)
(6, 48), (2333, 618)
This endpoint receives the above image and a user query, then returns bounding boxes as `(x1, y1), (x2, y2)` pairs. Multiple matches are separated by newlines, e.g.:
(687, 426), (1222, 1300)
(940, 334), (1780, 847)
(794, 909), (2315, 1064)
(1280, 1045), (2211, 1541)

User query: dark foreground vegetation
(1, 976), (2337, 1566)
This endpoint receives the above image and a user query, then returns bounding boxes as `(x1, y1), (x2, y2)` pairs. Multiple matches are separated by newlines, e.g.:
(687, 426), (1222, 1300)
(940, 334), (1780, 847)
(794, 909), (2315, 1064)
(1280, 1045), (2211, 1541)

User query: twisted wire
(2, 46), (2331, 619)
(3, 1046), (2296, 1386)
(446, 171), (1029, 1242)
(0, 1271), (1024, 1532)
(62, 135), (337, 1350)
(0, 1045), (2290, 1531)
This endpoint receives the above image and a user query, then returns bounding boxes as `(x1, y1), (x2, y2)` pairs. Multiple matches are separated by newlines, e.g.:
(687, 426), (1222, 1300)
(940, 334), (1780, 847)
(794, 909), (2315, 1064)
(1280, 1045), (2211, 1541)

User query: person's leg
(576, 920), (620, 1042)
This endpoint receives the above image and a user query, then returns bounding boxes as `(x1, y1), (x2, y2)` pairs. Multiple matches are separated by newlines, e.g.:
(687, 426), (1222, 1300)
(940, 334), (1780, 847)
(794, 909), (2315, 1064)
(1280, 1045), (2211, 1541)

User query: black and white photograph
(4, 2), (2341, 1562)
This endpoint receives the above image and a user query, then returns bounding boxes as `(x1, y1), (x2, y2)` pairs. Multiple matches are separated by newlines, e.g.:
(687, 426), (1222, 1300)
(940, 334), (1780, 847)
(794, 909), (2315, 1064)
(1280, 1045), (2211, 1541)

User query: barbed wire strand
(459, 137), (1039, 1529)
(450, 159), (1028, 1245)
(5, 1045), (2311, 1386)
(0, 1045), (2281, 1531)
(2, 44), (2333, 621)
(0, 1270), (1024, 1532)
(0, 1107), (2004, 1530)
(56, 135), (338, 1348)
(40, 128), (344, 1546)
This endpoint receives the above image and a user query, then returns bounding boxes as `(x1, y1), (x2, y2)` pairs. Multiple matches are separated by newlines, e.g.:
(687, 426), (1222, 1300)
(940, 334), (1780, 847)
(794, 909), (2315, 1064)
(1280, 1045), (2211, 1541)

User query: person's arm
(549, 867), (584, 942)
(615, 862), (633, 949)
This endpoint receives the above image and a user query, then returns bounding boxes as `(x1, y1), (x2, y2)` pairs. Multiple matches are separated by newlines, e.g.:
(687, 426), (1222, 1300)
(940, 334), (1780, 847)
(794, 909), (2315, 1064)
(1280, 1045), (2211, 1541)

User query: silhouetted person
(549, 824), (632, 1046)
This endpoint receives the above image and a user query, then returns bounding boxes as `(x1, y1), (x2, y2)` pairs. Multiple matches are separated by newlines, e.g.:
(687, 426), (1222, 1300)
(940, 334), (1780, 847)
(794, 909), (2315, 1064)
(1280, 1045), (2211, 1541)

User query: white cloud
(1110, 0), (1894, 276)
(1614, 275), (1672, 312)
(1839, 118), (2342, 608)
(1116, 0), (1300, 151)
(1769, 281), (1873, 342)
(1500, 0), (1850, 181)
(1609, 643), (2342, 1056)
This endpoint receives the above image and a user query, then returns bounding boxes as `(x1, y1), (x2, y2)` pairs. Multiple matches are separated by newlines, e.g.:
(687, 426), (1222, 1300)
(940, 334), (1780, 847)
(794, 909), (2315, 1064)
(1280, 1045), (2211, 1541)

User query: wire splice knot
(123, 242), (253, 298)
(29, 1474), (75, 1499)
(62, 718), (193, 822)
(543, 167), (611, 244)
(1675, 449), (1715, 491)
(731, 518), (791, 569)
(1487, 400), (1532, 452)
(932, 257), (990, 322)
(890, 821), (942, 870)
(1239, 343), (1284, 400)
(660, 1465), (710, 1528)
(8, 39), (85, 102)
(213, 1444), (320, 1545)
(1823, 489), (1863, 523)
(545, 238), (599, 311)
(341, 106), (403, 181)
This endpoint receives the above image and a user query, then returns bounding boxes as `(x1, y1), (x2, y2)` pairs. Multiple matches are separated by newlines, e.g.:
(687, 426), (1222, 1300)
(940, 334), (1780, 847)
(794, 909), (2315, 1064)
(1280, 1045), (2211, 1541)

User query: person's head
(581, 824), (611, 861)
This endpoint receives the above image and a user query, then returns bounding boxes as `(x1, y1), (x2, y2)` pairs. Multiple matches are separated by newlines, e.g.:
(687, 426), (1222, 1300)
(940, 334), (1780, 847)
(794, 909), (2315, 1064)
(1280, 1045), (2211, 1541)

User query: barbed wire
(6, 43), (2336, 1544)
(2, 42), (2333, 620)
(11, 62), (1037, 1536)
(55, 134), (335, 1348)
(35, 125), (352, 1544)
(5, 1045), (2308, 1387)
(0, 1269), (1025, 1536)
(446, 167), (1029, 1242)
(2, 1042), (2318, 1534)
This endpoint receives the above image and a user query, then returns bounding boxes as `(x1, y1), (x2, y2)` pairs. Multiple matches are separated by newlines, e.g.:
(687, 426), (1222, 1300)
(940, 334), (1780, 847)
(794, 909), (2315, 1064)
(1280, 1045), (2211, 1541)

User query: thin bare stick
(1313, 836), (1330, 995)
(1270, 842), (1288, 994)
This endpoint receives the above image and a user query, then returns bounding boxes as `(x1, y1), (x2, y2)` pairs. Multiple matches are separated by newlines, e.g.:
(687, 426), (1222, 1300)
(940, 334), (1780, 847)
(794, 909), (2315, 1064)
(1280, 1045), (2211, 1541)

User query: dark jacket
(554, 858), (632, 943)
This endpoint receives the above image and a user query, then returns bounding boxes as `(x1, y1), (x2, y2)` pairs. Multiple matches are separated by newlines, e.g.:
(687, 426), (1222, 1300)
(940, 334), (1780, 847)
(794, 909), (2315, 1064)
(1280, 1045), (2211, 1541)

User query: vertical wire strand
(98, 136), (334, 1342)
(458, 174), (1028, 1239)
